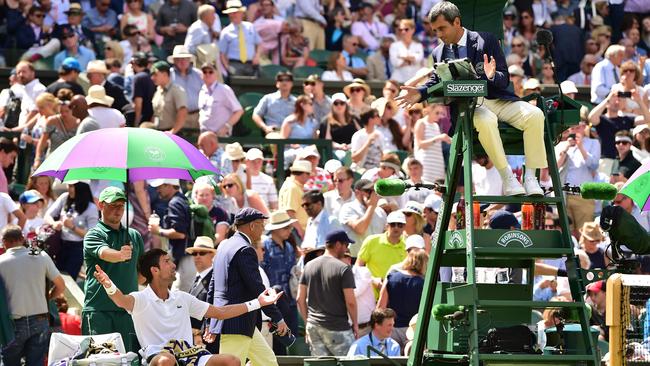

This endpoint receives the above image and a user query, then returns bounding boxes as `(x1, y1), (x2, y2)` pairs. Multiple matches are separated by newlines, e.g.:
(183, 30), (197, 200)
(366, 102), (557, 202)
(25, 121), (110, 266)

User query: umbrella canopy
(621, 161), (650, 211)
(33, 128), (218, 182)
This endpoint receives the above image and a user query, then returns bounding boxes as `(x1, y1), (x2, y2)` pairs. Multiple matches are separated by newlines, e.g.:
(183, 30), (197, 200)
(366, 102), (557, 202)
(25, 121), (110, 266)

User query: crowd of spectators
(1, 0), (650, 364)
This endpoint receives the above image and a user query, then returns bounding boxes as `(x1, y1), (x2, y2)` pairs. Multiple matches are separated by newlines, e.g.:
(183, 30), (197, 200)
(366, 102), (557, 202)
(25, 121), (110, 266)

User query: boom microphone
(562, 182), (618, 201)
(443, 311), (466, 321)
(536, 29), (554, 46)
(432, 304), (464, 321)
(374, 179), (445, 197)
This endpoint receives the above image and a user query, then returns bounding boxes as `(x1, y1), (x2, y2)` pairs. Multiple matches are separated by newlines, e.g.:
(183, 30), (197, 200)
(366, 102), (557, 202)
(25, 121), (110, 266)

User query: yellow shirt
(278, 176), (308, 230)
(357, 233), (406, 279)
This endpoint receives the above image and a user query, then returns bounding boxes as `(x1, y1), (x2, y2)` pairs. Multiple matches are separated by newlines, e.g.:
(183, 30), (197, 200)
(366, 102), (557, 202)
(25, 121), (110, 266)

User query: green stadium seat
(259, 64), (289, 80)
(292, 66), (324, 79)
(309, 49), (333, 68)
(238, 92), (264, 109)
(354, 50), (368, 61)
(33, 56), (55, 71)
(389, 150), (409, 164)
(232, 106), (262, 138)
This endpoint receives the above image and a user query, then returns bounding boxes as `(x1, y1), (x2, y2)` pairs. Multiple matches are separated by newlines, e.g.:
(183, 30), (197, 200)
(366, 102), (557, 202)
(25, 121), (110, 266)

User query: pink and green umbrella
(33, 128), (218, 182)
(621, 160), (650, 211)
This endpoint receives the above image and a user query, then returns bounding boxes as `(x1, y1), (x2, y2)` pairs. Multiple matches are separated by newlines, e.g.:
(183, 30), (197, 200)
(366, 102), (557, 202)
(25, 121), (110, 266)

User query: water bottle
(452, 267), (465, 283)
(19, 127), (28, 149)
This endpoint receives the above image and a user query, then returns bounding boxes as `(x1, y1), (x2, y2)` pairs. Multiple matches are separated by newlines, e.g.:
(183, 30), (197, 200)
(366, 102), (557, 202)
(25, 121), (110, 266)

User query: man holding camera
(587, 88), (650, 176)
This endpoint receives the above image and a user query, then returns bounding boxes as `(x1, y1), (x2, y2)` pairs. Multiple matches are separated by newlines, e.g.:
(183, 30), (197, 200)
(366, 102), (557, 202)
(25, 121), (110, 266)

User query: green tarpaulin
(451, 0), (507, 40)
(0, 277), (15, 346)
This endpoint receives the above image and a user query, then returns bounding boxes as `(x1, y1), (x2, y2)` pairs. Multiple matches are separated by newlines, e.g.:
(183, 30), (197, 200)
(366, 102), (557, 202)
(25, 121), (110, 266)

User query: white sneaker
(524, 176), (544, 196)
(503, 175), (526, 196)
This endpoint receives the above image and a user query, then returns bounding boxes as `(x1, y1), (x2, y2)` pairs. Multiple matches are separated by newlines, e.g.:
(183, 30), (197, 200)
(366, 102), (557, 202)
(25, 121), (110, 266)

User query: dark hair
(302, 190), (324, 205)
(275, 70), (293, 81)
(327, 51), (342, 71)
(370, 308), (396, 328)
(66, 182), (93, 214)
(106, 58), (122, 69)
(1, 224), (23, 244)
(616, 130), (632, 139)
(138, 249), (168, 284)
(0, 138), (18, 154)
(28, 6), (44, 15)
(335, 166), (354, 180)
(386, 118), (408, 151)
(359, 108), (379, 127)
(428, 1), (460, 24)
(293, 95), (312, 122)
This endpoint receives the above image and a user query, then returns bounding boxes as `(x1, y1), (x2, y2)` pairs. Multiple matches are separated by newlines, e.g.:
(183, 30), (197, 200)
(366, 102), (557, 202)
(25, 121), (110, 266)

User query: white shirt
(129, 286), (209, 359)
(339, 199), (387, 257)
(351, 20), (389, 51)
(350, 128), (385, 171)
(323, 189), (355, 218)
(18, 79), (47, 125)
(352, 266), (375, 324)
(471, 162), (502, 196)
(87, 106), (126, 128)
(0, 193), (18, 227)
(389, 41), (424, 83)
(321, 70), (354, 82)
(259, 266), (271, 321)
(250, 172), (278, 207)
(302, 210), (322, 250)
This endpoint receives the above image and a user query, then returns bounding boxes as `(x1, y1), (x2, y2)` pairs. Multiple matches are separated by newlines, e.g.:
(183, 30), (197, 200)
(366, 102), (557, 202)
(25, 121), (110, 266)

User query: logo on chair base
(497, 231), (533, 248)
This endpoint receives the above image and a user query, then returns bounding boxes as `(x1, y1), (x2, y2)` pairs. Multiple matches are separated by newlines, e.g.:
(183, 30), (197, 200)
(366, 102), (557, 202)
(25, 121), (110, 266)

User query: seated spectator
(85, 85), (126, 129)
(322, 52), (354, 81)
(347, 308), (401, 357)
(219, 0), (261, 77)
(245, 148), (278, 210)
(120, 0), (156, 43)
(339, 179), (386, 256)
(588, 88), (649, 175)
(105, 58), (125, 88)
(253, 71), (297, 134)
(280, 95), (319, 141)
(279, 160), (313, 236)
(341, 35), (369, 78)
(389, 19), (423, 83)
(281, 18), (310, 69)
(46, 58), (85, 96)
(294, 0), (326, 50)
(612, 61), (647, 117)
(56, 3), (95, 52)
(591, 45), (625, 104)
(414, 103), (450, 183)
(344, 79), (371, 117)
(221, 142), (247, 184)
(44, 181), (98, 279)
(86, 60), (128, 112)
(221, 173), (270, 216)
(119, 25), (152, 69)
(191, 181), (230, 244)
(33, 97), (78, 170)
(298, 145), (332, 192)
(184, 4), (221, 55)
(579, 222), (607, 269)
(586, 280), (608, 338)
(403, 158), (433, 204)
(351, 109), (384, 173)
(197, 61), (242, 135)
(614, 131), (641, 180)
(15, 6), (61, 62)
(197, 131), (224, 172)
(151, 61), (188, 134)
(130, 52), (155, 125)
(523, 78), (541, 99)
(367, 36), (394, 81)
(632, 125), (650, 163)
(18, 190), (46, 236)
(302, 74), (331, 123)
(351, 3), (389, 52)
(320, 93), (360, 158)
(325, 7), (350, 52)
(568, 54), (599, 86)
(509, 65), (525, 97)
(252, 0), (284, 64)
(323, 166), (356, 217)
(372, 97), (409, 153)
(539, 60), (555, 85)
(377, 249), (428, 349)
(509, 36), (535, 77)
(82, 0), (118, 43)
(155, 0), (196, 56)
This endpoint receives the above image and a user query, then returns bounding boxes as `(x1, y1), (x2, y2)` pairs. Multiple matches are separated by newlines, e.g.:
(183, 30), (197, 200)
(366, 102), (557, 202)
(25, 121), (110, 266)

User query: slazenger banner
(443, 81), (488, 97)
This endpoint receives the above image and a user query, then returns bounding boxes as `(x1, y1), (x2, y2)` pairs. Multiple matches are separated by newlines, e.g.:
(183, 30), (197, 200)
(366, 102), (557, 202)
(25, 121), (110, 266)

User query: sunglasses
(277, 77), (292, 82)
(223, 183), (236, 189)
(389, 223), (405, 228)
(202, 69), (215, 74)
(398, 28), (411, 32)
(351, 43), (359, 47)
(403, 212), (414, 217)
(62, 34), (75, 39)
(409, 110), (422, 115)
(602, 34), (611, 38)
(126, 32), (139, 37)
(32, 13), (45, 18)
(622, 69), (636, 74)
(333, 177), (349, 183)
(303, 81), (315, 86)
(613, 200), (624, 205)
(350, 87), (364, 93)
(301, 202), (314, 208)
(333, 101), (346, 106)
(615, 141), (631, 145)
(511, 43), (523, 47)
(191, 252), (209, 256)
(385, 88), (398, 94)
(107, 203), (126, 209)
(586, 63), (596, 67)
(99, 2), (110, 6)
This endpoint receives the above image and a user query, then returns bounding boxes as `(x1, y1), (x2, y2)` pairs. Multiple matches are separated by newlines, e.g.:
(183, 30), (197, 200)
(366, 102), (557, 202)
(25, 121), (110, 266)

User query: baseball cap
(151, 60), (171, 73)
(245, 148), (264, 161)
(61, 57), (81, 72)
(325, 229), (355, 244)
(354, 179), (374, 190)
(99, 186), (127, 203)
(19, 190), (44, 204)
(424, 194), (442, 213)
(405, 234), (425, 251)
(489, 210), (520, 229)
(586, 280), (606, 293)
(615, 135), (633, 144)
(234, 207), (268, 225)
(149, 179), (180, 187)
(387, 211), (406, 224)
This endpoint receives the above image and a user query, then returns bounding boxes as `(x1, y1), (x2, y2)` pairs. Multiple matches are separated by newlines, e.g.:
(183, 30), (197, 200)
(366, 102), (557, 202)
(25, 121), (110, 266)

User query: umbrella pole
(126, 170), (129, 237)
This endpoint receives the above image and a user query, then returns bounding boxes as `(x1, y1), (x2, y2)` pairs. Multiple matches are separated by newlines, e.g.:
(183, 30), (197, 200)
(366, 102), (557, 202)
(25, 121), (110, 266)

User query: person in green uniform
(82, 186), (144, 352)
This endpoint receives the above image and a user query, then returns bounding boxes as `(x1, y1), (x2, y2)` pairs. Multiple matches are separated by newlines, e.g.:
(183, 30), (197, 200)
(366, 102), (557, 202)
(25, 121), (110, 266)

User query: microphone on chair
(536, 29), (554, 48)
(562, 182), (618, 201)
(374, 179), (446, 197)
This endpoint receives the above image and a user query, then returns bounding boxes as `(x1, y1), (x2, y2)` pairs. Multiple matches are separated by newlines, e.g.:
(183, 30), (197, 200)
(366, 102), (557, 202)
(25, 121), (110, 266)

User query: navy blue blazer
(418, 29), (518, 102)
(208, 232), (283, 337)
(15, 22), (52, 50)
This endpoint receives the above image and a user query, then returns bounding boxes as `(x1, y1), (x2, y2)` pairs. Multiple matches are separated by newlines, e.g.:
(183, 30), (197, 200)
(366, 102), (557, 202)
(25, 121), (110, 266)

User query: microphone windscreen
(580, 182), (618, 200)
(374, 179), (407, 197)
(536, 29), (553, 45)
(432, 304), (464, 321)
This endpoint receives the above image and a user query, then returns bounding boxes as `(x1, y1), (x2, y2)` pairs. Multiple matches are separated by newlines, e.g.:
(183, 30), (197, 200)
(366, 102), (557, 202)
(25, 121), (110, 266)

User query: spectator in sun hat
(168, 45), (203, 132)
(298, 145), (333, 193)
(86, 60), (128, 111)
(508, 64), (525, 97)
(46, 57), (85, 96)
(219, 0), (262, 77)
(85, 85), (126, 129)
(586, 279), (607, 337)
(57, 3), (94, 50)
(401, 201), (429, 250)
(278, 160), (312, 236)
(186, 236), (218, 351)
(245, 147), (278, 210)
(221, 142), (248, 185)
(53, 25), (96, 72)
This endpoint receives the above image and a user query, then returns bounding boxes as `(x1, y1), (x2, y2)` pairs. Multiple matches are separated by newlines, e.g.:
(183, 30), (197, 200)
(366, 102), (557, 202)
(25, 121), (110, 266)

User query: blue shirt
(342, 50), (366, 69)
(347, 332), (401, 357)
(253, 91), (296, 128)
(53, 46), (96, 72)
(218, 21), (260, 61)
(82, 7), (118, 36)
(171, 67), (203, 112)
(261, 237), (296, 303)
